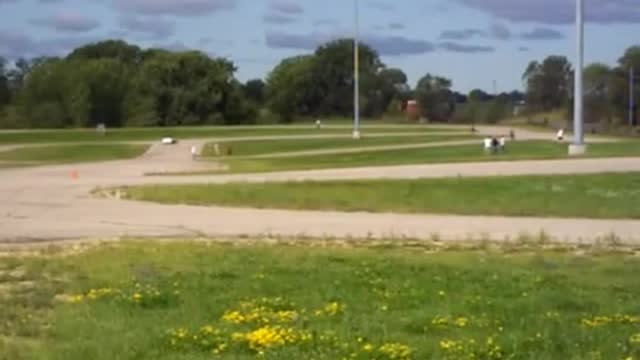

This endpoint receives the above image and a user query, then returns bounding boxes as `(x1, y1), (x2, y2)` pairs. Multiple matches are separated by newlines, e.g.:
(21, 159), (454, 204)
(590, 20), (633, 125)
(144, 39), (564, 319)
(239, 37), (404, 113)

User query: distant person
(491, 137), (499, 154)
(484, 137), (492, 152)
(191, 145), (197, 160)
(556, 129), (565, 141)
(499, 136), (506, 151)
(96, 123), (106, 136)
(315, 119), (322, 129)
(509, 129), (515, 140)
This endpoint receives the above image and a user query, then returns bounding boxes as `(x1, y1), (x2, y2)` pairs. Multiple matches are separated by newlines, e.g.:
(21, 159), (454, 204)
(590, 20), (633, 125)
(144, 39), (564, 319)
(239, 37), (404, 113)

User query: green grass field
(201, 135), (476, 157)
(1, 241), (639, 360)
(0, 144), (149, 166)
(193, 141), (640, 174)
(122, 173), (640, 219)
(0, 126), (464, 145)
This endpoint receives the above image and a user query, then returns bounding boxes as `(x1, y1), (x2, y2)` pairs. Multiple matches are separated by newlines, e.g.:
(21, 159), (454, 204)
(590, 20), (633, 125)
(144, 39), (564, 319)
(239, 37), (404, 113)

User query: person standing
(484, 137), (492, 153)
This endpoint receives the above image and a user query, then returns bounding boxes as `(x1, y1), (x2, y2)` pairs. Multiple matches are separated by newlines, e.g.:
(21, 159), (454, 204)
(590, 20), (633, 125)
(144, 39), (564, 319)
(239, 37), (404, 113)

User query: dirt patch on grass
(1, 234), (639, 259)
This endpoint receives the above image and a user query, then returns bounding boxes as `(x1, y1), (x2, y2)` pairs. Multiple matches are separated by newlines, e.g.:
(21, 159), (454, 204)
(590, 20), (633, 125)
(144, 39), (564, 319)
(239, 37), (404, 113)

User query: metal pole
(630, 66), (635, 127)
(353, 0), (361, 139)
(571, 0), (585, 152)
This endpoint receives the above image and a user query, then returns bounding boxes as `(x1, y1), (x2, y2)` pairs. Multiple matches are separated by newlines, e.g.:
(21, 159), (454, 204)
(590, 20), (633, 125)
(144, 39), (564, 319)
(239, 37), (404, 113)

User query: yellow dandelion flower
(379, 342), (413, 360)
(454, 317), (469, 327)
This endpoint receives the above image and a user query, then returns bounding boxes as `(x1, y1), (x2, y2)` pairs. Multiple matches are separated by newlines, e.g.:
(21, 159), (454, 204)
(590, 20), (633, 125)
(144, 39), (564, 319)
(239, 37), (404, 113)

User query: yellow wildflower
(440, 339), (460, 351)
(324, 302), (343, 316)
(432, 316), (449, 327)
(582, 314), (640, 328)
(238, 326), (304, 351)
(222, 311), (246, 324)
(314, 301), (345, 317)
(67, 294), (85, 303)
(379, 342), (413, 360)
(454, 317), (469, 327)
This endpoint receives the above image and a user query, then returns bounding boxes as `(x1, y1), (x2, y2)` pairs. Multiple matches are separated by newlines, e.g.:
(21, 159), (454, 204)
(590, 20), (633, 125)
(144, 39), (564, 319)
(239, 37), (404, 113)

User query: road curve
(1, 128), (639, 245)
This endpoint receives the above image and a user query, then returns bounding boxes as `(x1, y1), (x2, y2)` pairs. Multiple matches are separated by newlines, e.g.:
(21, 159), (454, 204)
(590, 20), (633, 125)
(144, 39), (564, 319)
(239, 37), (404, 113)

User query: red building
(405, 100), (419, 121)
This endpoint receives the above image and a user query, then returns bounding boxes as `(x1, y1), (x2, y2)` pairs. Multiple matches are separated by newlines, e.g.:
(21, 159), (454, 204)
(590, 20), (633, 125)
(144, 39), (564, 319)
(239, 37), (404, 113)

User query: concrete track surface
(1, 128), (639, 245)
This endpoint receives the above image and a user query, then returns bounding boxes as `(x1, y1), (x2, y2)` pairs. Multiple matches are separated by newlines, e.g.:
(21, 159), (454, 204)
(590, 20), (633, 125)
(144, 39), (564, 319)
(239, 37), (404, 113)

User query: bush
(452, 101), (513, 124)
(0, 106), (25, 129)
(28, 102), (69, 128)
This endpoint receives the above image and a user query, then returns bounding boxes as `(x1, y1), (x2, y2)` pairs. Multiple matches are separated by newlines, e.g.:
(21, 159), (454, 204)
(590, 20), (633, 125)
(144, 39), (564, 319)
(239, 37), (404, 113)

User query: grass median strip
(201, 135), (476, 157)
(0, 143), (149, 166)
(122, 173), (640, 219)
(0, 126), (463, 145)
(2, 241), (639, 359)
(186, 140), (640, 174)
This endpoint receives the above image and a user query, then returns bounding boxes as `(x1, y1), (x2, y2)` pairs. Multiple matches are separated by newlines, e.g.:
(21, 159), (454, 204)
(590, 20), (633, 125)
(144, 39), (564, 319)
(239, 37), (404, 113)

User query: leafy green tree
(0, 57), (11, 109)
(609, 46), (640, 124)
(243, 79), (266, 105)
(311, 39), (383, 116)
(468, 89), (491, 102)
(618, 46), (640, 70)
(7, 57), (56, 92)
(3, 40), (264, 128)
(379, 68), (407, 85)
(523, 56), (572, 111)
(583, 63), (614, 124)
(415, 74), (454, 121)
(133, 51), (237, 126)
(81, 59), (132, 127)
(221, 80), (258, 125)
(18, 59), (83, 128)
(377, 68), (410, 116)
(266, 55), (315, 122)
(7, 58), (30, 91)
(266, 38), (393, 120)
(17, 58), (134, 128)
(67, 40), (143, 65)
(484, 99), (511, 124)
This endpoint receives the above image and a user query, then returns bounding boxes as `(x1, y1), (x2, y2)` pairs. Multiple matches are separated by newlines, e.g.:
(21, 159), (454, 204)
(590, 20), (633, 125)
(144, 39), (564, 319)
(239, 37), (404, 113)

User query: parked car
(161, 137), (177, 145)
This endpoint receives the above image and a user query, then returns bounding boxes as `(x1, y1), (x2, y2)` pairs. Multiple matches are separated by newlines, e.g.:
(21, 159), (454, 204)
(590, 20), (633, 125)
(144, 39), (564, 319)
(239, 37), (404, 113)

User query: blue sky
(1, 0), (640, 92)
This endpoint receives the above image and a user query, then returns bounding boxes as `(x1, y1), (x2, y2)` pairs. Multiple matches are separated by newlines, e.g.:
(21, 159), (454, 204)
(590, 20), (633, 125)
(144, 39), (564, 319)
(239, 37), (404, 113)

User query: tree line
(522, 47), (640, 127)
(0, 39), (639, 128)
(0, 41), (254, 128)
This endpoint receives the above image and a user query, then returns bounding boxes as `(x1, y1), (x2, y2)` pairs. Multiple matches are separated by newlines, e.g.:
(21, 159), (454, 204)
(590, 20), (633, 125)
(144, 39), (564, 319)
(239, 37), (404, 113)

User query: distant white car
(161, 137), (177, 145)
